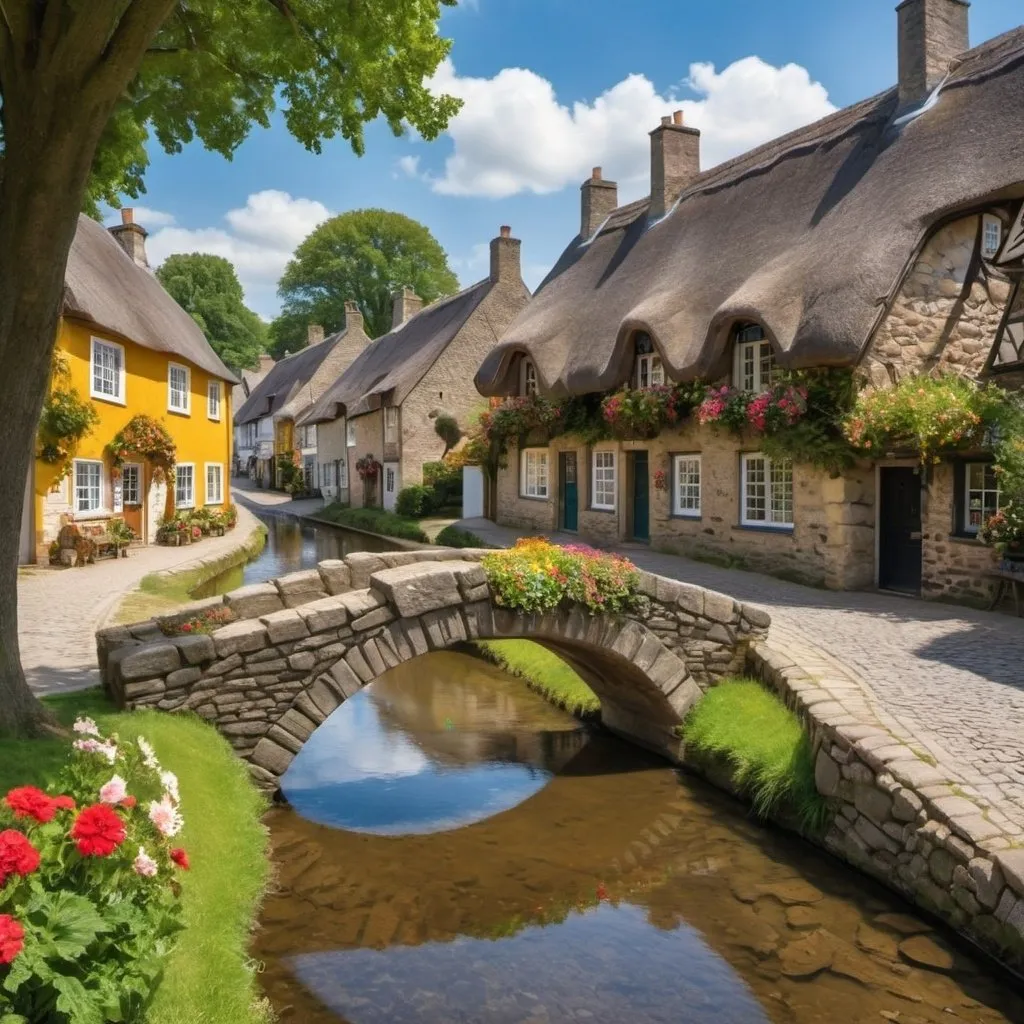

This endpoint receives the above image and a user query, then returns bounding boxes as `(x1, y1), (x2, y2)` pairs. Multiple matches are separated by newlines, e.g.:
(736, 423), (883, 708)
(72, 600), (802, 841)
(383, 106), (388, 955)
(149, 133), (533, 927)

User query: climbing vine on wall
(107, 415), (177, 472)
(36, 352), (100, 482)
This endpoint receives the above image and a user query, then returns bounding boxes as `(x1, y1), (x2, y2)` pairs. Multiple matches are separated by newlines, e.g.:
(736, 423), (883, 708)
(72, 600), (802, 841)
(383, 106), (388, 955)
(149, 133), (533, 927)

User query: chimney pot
(109, 210), (149, 269)
(391, 286), (424, 329)
(897, 0), (969, 108)
(592, 167), (602, 180)
(121, 208), (135, 225)
(672, 110), (684, 126)
(343, 300), (365, 335)
(490, 227), (522, 284)
(500, 225), (511, 238)
(661, 115), (672, 127)
(580, 168), (619, 239)
(649, 114), (701, 221)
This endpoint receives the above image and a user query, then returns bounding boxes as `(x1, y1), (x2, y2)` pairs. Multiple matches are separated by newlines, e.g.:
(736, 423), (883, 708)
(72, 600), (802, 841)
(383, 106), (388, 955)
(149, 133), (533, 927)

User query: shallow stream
(255, 652), (1024, 1024)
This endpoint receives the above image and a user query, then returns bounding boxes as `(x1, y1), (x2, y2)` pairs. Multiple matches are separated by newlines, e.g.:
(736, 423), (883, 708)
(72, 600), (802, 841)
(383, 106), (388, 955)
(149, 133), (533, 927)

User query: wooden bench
(987, 567), (1024, 616)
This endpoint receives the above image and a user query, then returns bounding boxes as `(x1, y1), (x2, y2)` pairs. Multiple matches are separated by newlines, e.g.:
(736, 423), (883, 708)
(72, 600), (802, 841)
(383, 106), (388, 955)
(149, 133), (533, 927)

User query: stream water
(255, 652), (1024, 1024)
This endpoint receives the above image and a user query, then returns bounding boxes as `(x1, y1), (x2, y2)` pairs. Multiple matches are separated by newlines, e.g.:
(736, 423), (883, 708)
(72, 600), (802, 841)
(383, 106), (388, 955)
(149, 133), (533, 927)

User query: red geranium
(169, 847), (190, 871)
(120, 795), (137, 809)
(52, 795), (76, 812)
(5, 786), (56, 823)
(70, 804), (126, 857)
(0, 915), (24, 964)
(0, 830), (41, 885)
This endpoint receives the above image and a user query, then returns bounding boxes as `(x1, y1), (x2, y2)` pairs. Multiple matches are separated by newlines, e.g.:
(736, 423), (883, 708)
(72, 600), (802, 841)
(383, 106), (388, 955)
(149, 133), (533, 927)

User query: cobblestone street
(456, 518), (1024, 833)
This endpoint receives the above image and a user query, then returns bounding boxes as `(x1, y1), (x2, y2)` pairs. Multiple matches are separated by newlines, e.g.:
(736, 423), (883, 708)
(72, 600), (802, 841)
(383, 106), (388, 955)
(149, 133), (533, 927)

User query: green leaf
(53, 974), (104, 1024)
(27, 891), (108, 961)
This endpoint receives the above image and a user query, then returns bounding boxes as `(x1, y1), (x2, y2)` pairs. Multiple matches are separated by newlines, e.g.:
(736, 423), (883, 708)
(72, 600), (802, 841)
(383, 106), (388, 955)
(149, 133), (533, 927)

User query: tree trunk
(0, 1), (176, 735)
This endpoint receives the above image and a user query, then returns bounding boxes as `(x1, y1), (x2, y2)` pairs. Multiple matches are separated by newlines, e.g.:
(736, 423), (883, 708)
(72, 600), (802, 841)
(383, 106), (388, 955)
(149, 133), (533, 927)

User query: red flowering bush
(745, 383), (809, 434)
(159, 606), (234, 637)
(0, 719), (190, 1021)
(600, 384), (702, 440)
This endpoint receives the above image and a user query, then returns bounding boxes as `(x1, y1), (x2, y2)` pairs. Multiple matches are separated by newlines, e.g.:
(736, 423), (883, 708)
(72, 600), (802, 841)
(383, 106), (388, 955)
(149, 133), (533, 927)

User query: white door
(462, 466), (484, 519)
(383, 463), (399, 511)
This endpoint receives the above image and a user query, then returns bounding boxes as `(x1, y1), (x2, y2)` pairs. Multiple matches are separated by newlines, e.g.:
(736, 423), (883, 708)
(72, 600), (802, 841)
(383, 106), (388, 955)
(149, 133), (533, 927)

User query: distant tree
(156, 253), (266, 371)
(0, 0), (460, 738)
(270, 209), (460, 356)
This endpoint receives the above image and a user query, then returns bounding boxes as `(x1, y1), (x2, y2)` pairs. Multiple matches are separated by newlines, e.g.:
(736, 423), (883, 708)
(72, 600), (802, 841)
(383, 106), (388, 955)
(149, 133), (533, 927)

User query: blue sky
(122, 0), (1023, 320)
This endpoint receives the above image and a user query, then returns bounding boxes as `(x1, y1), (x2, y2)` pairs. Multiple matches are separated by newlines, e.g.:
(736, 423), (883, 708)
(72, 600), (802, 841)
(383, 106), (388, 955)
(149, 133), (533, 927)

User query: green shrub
(482, 538), (641, 614)
(395, 484), (439, 519)
(433, 414), (463, 457)
(318, 503), (429, 543)
(683, 679), (831, 835)
(423, 460), (463, 507)
(435, 525), (486, 549)
(475, 640), (599, 716)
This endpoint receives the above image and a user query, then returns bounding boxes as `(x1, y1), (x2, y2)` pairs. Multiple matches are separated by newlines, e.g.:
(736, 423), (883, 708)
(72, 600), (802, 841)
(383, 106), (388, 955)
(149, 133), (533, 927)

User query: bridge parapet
(97, 547), (770, 792)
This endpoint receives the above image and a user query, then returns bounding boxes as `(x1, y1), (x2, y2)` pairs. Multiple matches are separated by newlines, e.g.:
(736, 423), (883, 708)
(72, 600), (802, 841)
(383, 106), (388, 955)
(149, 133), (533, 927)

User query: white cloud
(144, 190), (331, 317)
(422, 56), (835, 200)
(395, 154), (422, 179)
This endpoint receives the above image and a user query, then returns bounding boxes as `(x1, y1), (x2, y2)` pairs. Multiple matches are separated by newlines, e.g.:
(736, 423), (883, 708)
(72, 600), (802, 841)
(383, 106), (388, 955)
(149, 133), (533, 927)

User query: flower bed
(481, 538), (641, 614)
(0, 718), (190, 1019)
(159, 607), (234, 637)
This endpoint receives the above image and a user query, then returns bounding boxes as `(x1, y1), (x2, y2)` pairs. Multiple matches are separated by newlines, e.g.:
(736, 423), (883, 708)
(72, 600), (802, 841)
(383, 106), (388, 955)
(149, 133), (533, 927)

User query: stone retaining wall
(750, 644), (1024, 972)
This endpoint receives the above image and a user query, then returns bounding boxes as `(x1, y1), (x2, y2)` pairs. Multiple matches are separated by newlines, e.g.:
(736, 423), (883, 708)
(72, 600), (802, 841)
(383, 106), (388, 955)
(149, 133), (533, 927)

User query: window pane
(170, 366), (189, 410)
(744, 456), (767, 522)
(75, 462), (102, 513)
(122, 466), (139, 505)
(651, 356), (664, 385)
(175, 466), (194, 507)
(92, 342), (121, 399)
(208, 382), (220, 417)
(769, 460), (793, 524)
(965, 462), (1001, 533)
(594, 451), (615, 508)
(674, 456), (700, 515)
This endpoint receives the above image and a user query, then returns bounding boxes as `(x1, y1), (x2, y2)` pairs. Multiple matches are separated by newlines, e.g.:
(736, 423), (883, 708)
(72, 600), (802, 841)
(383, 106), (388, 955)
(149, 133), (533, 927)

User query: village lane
(456, 517), (1024, 835)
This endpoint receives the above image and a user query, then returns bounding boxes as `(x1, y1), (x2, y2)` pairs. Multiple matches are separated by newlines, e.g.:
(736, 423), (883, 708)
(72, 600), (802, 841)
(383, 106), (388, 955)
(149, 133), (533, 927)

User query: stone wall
(751, 644), (1024, 972)
(97, 548), (768, 788)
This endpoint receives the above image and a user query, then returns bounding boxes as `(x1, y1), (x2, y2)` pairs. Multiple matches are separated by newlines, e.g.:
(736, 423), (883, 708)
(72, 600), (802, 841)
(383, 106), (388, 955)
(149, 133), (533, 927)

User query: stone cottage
(232, 354), (275, 476)
(474, 1), (1024, 602)
(298, 226), (530, 510)
(235, 312), (369, 490)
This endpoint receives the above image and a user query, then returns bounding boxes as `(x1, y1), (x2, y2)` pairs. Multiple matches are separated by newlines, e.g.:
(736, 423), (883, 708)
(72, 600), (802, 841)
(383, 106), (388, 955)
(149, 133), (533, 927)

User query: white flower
(159, 770), (180, 804)
(148, 795), (183, 838)
(133, 846), (158, 878)
(74, 738), (118, 763)
(73, 716), (100, 737)
(99, 775), (128, 805)
(97, 742), (118, 764)
(137, 736), (160, 771)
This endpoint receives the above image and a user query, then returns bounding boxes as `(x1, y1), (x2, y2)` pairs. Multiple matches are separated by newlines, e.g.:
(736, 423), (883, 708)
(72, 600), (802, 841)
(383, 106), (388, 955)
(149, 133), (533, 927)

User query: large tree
(269, 208), (460, 355)
(0, 1), (460, 736)
(156, 253), (266, 372)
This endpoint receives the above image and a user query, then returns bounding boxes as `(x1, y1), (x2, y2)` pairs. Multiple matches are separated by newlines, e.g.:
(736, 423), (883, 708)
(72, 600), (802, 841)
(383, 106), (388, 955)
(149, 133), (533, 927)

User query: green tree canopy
(0, 0), (460, 737)
(156, 253), (267, 372)
(269, 209), (461, 356)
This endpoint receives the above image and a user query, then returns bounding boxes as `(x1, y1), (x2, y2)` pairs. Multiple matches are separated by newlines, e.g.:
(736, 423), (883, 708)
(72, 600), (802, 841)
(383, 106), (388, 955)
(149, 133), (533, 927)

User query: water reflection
(282, 653), (588, 834)
(193, 511), (395, 597)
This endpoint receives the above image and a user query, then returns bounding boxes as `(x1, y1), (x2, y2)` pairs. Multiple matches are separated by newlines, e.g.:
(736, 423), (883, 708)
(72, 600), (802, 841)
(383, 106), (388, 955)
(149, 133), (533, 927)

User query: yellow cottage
(20, 210), (237, 563)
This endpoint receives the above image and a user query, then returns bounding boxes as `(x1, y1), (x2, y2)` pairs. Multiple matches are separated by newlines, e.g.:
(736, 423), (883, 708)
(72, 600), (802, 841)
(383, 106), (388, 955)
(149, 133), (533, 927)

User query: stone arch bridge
(98, 548), (770, 793)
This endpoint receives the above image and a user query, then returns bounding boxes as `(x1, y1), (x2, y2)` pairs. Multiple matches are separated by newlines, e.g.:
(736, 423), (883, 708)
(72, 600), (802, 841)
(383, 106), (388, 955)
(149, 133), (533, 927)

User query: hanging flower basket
(107, 415), (177, 472)
(356, 454), (382, 480)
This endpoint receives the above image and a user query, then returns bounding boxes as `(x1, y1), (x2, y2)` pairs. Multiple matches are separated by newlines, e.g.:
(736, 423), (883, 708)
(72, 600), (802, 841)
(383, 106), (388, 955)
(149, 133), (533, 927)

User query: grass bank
(111, 523), (268, 625)
(682, 679), (831, 835)
(474, 639), (600, 717)
(315, 502), (429, 544)
(434, 524), (488, 548)
(1, 689), (272, 1024)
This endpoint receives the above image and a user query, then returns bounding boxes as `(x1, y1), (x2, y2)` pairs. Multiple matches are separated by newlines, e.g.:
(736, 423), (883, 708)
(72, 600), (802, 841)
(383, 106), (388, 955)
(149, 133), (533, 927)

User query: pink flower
(73, 716), (100, 737)
(73, 738), (118, 762)
(99, 775), (128, 805)
(148, 795), (183, 838)
(133, 846), (159, 878)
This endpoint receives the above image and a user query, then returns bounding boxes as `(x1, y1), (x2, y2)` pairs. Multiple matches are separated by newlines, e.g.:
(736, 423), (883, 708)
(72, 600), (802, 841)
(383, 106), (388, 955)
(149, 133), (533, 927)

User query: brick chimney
(391, 286), (424, 329)
(649, 110), (700, 221)
(109, 208), (149, 269)
(307, 323), (325, 346)
(343, 300), (364, 335)
(490, 225), (521, 284)
(580, 167), (618, 240)
(897, 0), (969, 109)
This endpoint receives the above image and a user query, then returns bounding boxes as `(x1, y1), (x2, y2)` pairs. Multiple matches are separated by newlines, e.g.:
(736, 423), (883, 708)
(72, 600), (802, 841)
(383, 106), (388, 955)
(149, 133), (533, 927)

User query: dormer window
(982, 214), (1003, 259)
(634, 332), (664, 388)
(733, 323), (776, 393)
(520, 358), (538, 396)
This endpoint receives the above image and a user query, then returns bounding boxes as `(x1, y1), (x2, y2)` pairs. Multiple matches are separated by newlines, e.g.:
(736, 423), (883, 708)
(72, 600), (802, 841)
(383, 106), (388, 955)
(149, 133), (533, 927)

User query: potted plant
(980, 502), (1024, 561)
(107, 518), (136, 557)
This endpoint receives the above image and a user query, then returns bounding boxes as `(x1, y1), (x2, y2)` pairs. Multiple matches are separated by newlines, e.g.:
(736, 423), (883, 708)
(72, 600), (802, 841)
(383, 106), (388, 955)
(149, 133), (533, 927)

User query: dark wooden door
(879, 467), (922, 593)
(631, 451), (650, 542)
(560, 452), (578, 531)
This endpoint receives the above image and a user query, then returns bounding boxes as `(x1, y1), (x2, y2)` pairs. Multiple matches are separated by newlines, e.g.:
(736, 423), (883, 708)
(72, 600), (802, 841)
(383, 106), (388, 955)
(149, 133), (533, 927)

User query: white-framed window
(73, 460), (104, 513)
(384, 407), (399, 443)
(733, 324), (776, 393)
(741, 454), (793, 528)
(673, 455), (701, 517)
(346, 420), (356, 447)
(964, 462), (1001, 534)
(168, 363), (191, 414)
(207, 380), (221, 420)
(90, 338), (125, 404)
(520, 359), (538, 397)
(205, 463), (223, 505)
(520, 448), (549, 499)
(121, 464), (141, 505)
(982, 214), (1003, 259)
(175, 463), (195, 508)
(636, 353), (664, 388)
(592, 450), (617, 510)
(337, 457), (348, 489)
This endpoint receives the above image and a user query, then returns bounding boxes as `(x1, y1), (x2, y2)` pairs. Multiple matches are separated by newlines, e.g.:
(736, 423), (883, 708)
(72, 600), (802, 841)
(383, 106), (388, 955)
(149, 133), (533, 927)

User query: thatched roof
(235, 319), (370, 426)
(299, 280), (492, 425)
(476, 26), (1024, 397)
(63, 215), (236, 383)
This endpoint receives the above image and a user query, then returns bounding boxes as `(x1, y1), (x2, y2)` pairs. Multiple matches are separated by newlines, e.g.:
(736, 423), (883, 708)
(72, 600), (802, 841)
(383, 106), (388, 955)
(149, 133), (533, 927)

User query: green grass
(474, 640), (600, 717)
(435, 524), (488, 549)
(682, 679), (831, 835)
(1, 689), (272, 1024)
(316, 502), (429, 543)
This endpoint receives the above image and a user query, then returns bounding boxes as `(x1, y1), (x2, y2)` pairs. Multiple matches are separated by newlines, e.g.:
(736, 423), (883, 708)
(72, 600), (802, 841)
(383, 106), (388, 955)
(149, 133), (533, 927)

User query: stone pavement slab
(17, 504), (263, 696)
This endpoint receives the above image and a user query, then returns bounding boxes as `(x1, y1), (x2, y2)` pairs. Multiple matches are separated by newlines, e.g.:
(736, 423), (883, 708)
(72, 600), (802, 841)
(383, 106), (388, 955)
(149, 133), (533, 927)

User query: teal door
(632, 451), (649, 541)
(560, 452), (578, 532)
